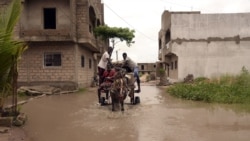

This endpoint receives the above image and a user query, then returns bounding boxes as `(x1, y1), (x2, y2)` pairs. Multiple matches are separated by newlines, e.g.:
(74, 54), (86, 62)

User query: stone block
(0, 117), (13, 127)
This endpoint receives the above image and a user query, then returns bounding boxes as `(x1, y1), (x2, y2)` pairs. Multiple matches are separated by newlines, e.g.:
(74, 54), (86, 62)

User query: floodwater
(21, 83), (250, 141)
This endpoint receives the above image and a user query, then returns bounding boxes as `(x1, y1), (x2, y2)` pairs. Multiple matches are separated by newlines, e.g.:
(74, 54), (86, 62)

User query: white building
(158, 11), (250, 81)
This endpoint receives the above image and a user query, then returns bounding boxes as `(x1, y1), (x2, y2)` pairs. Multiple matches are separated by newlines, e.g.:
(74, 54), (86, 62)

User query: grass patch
(76, 88), (87, 94)
(167, 67), (250, 104)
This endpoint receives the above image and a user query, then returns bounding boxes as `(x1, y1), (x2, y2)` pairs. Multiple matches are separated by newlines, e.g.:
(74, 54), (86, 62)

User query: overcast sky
(102, 0), (250, 63)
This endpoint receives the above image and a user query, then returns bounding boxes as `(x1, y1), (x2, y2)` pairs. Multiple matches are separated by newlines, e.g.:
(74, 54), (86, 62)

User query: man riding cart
(121, 52), (141, 93)
(97, 63), (116, 104)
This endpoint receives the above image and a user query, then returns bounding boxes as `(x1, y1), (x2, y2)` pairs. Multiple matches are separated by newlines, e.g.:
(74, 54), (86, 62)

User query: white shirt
(124, 56), (137, 70)
(98, 51), (110, 69)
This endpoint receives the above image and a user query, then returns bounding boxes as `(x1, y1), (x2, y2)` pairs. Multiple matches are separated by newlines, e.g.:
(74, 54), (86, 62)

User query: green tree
(0, 0), (27, 114)
(94, 25), (135, 48)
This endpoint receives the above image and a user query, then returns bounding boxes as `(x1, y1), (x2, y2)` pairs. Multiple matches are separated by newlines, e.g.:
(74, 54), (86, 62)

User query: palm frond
(5, 0), (21, 34)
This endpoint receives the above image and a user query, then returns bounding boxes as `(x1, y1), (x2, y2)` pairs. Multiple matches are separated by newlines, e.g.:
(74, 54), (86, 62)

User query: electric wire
(104, 3), (157, 42)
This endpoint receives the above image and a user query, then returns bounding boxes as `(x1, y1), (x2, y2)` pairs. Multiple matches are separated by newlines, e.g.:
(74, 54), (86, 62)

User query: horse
(112, 62), (137, 105)
(110, 68), (128, 111)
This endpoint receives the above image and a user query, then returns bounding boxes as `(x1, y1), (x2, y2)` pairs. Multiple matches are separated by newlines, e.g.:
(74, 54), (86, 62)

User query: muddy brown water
(21, 84), (250, 141)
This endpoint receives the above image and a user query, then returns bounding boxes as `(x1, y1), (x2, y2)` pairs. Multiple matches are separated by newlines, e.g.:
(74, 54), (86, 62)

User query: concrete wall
(76, 46), (96, 88)
(0, 0), (10, 11)
(18, 42), (97, 89)
(173, 41), (250, 79)
(21, 0), (71, 30)
(15, 0), (105, 89)
(170, 13), (250, 80)
(18, 42), (79, 90)
(168, 55), (178, 79)
(138, 63), (156, 72)
(171, 13), (250, 39)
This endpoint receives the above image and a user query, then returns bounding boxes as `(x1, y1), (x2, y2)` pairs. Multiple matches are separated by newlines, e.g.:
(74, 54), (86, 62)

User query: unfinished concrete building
(3, 0), (108, 90)
(138, 63), (156, 74)
(158, 10), (250, 81)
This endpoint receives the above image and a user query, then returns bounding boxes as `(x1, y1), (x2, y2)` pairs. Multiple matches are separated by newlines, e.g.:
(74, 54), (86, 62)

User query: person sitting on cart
(98, 63), (116, 103)
(121, 52), (141, 93)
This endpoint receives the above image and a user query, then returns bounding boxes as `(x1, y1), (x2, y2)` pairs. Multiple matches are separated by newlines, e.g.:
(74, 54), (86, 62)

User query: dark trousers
(98, 67), (105, 85)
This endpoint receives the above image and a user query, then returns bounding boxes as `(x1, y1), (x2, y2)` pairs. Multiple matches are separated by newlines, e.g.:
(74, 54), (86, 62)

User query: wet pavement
(13, 83), (250, 141)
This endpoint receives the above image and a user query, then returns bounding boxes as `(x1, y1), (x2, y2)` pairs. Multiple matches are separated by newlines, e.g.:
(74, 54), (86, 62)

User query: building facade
(158, 11), (250, 81)
(1, 0), (108, 90)
(138, 63), (156, 74)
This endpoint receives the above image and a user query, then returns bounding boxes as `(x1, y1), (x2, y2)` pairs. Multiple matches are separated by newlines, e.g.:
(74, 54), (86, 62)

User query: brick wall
(18, 42), (77, 89)
(76, 45), (96, 88)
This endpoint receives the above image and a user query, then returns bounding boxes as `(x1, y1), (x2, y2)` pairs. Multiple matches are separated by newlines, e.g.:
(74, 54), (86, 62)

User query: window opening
(81, 56), (85, 67)
(89, 59), (92, 69)
(141, 65), (144, 70)
(44, 53), (61, 67)
(44, 8), (56, 29)
(175, 60), (178, 69)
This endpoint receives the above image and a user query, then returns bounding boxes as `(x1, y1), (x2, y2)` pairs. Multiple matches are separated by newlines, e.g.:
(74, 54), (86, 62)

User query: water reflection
(21, 85), (250, 141)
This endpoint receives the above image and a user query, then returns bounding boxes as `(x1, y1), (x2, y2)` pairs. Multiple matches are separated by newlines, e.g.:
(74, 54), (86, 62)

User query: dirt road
(15, 84), (250, 141)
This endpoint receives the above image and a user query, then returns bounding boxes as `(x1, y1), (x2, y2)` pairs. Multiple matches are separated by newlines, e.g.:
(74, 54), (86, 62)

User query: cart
(125, 72), (140, 105)
(99, 65), (140, 106)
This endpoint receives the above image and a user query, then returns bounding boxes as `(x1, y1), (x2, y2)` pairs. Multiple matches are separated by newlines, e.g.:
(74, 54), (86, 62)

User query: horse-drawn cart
(98, 65), (140, 111)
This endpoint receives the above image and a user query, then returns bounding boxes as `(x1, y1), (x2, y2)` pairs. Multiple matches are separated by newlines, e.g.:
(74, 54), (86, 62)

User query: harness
(110, 69), (128, 98)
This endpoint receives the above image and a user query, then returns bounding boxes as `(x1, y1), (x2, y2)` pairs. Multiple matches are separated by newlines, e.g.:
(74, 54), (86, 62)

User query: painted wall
(173, 41), (250, 79)
(169, 12), (250, 80)
(171, 13), (250, 39)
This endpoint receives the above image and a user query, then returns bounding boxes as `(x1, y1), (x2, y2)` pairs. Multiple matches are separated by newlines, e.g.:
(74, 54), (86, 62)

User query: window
(171, 62), (173, 70)
(141, 65), (144, 70)
(44, 8), (56, 29)
(81, 56), (85, 67)
(89, 59), (92, 69)
(175, 60), (178, 69)
(44, 53), (61, 67)
(89, 25), (92, 33)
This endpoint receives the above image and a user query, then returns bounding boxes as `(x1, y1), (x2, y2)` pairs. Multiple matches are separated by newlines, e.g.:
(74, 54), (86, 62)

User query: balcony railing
(19, 29), (106, 53)
(19, 29), (73, 42)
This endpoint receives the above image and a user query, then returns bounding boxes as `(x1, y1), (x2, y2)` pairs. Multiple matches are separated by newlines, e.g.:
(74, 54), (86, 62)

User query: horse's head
(110, 73), (128, 111)
(110, 77), (127, 100)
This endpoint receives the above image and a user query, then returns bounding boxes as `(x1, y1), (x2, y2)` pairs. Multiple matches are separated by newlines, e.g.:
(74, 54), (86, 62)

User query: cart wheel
(101, 97), (106, 106)
(135, 96), (140, 104)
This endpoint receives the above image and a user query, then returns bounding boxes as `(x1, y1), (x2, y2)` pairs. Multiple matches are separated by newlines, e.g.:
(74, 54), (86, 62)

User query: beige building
(3, 0), (108, 90)
(158, 10), (250, 81)
(138, 63), (156, 74)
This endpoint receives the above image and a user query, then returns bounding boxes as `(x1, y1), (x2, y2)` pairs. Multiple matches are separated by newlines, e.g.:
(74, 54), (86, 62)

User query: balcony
(77, 34), (104, 53)
(164, 43), (172, 56)
(159, 42), (173, 62)
(158, 48), (162, 60)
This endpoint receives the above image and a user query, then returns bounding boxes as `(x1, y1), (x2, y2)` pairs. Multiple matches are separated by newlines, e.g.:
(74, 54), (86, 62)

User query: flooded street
(21, 84), (250, 141)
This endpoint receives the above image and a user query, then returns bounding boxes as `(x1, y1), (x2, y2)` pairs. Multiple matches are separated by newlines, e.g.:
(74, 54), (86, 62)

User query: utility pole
(115, 48), (121, 61)
(116, 50), (118, 61)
